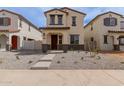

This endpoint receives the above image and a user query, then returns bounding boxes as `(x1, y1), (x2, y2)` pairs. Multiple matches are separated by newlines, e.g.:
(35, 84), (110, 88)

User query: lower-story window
(70, 35), (79, 44)
(104, 35), (108, 44)
(119, 38), (124, 45)
(59, 35), (62, 44)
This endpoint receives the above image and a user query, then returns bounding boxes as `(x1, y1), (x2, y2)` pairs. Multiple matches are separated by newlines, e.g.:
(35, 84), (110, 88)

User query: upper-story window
(120, 21), (124, 29)
(104, 17), (117, 26)
(50, 15), (55, 25)
(0, 17), (11, 26)
(72, 16), (76, 26)
(58, 15), (63, 25)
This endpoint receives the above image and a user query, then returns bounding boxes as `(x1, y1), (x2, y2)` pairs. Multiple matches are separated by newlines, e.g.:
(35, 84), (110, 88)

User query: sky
(1, 7), (124, 27)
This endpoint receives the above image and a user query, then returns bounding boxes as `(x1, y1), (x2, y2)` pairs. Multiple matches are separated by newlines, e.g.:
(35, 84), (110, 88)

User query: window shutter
(120, 21), (124, 29)
(8, 18), (11, 25)
(0, 18), (3, 25)
(104, 18), (110, 26)
(115, 18), (117, 25)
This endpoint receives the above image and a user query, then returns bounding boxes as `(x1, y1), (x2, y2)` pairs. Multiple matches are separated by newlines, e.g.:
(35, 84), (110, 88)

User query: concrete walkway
(0, 70), (124, 85)
(40, 54), (56, 61)
(31, 54), (56, 69)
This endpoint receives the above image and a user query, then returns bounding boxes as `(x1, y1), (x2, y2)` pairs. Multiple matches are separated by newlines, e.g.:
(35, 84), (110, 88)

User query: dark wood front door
(51, 35), (58, 50)
(12, 36), (18, 49)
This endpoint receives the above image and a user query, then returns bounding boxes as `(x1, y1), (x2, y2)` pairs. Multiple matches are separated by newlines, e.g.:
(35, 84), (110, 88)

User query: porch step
(31, 61), (51, 70)
(30, 54), (56, 69)
(48, 50), (63, 54)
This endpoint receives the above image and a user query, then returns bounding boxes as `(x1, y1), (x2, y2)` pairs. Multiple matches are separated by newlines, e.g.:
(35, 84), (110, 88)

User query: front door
(12, 36), (18, 49)
(51, 35), (58, 50)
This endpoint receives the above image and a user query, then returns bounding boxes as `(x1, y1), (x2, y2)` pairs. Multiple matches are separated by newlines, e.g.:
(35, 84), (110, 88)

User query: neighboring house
(84, 11), (124, 51)
(0, 9), (42, 51)
(40, 7), (86, 51)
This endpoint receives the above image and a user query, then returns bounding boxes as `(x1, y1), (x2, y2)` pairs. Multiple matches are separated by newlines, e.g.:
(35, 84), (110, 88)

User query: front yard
(0, 50), (124, 69)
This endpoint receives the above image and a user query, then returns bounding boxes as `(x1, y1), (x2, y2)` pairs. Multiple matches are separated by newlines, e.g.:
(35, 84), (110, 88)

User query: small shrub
(28, 61), (33, 64)
(57, 61), (61, 64)
(96, 56), (101, 60)
(81, 57), (84, 60)
(93, 62), (97, 64)
(74, 61), (78, 64)
(120, 62), (124, 64)
(16, 56), (20, 60)
(61, 56), (65, 59)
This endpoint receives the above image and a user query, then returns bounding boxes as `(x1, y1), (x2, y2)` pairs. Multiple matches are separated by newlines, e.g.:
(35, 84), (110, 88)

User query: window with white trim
(0, 17), (11, 26)
(70, 35), (79, 44)
(120, 21), (124, 29)
(104, 17), (117, 26)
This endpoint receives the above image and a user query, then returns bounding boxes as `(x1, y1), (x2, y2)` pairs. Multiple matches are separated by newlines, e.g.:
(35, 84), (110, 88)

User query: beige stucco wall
(84, 12), (124, 51)
(44, 8), (85, 45)
(46, 10), (67, 27)
(0, 11), (42, 50)
(62, 8), (85, 45)
(0, 11), (18, 31)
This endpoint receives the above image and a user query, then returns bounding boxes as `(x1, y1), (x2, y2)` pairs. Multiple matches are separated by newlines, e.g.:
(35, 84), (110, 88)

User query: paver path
(40, 54), (56, 61)
(31, 54), (56, 69)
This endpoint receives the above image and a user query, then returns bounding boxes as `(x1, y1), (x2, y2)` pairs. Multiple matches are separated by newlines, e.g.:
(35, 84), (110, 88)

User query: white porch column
(113, 35), (119, 45)
(42, 32), (47, 44)
(8, 35), (12, 45)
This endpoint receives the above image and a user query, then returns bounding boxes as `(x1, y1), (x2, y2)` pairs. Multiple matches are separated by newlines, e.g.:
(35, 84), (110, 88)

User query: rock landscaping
(0, 51), (124, 69)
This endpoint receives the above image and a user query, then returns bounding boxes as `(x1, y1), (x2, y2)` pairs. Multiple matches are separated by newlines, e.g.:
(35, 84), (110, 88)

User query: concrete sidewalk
(0, 70), (124, 86)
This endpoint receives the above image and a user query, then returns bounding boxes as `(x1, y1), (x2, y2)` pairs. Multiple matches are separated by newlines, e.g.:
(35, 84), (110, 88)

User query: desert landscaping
(0, 50), (124, 70)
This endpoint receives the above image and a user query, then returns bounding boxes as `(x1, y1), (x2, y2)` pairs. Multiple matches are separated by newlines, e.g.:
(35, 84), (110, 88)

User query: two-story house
(84, 11), (124, 51)
(0, 9), (42, 51)
(40, 7), (86, 51)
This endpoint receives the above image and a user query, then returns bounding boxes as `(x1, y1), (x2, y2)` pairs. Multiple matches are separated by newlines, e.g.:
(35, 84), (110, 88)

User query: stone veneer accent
(42, 44), (84, 52)
(113, 44), (120, 51)
(57, 44), (84, 50)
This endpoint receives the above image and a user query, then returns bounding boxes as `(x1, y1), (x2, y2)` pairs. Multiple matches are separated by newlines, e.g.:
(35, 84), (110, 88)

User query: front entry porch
(0, 34), (8, 51)
(44, 32), (63, 50)
(0, 33), (20, 51)
(108, 31), (124, 51)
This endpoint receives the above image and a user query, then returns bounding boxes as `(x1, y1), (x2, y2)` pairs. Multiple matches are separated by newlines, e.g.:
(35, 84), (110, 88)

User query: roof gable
(84, 11), (124, 28)
(60, 7), (86, 15)
(0, 9), (40, 31)
(44, 8), (68, 15)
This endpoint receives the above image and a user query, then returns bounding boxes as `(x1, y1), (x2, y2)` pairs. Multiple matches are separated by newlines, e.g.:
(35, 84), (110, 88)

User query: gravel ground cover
(50, 51), (124, 69)
(0, 51), (124, 69)
(0, 50), (44, 69)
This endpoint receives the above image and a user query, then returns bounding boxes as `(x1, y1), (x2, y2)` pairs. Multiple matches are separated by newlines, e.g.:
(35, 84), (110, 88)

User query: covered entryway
(108, 31), (124, 51)
(11, 35), (19, 50)
(0, 34), (8, 51)
(51, 35), (58, 50)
